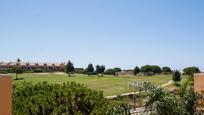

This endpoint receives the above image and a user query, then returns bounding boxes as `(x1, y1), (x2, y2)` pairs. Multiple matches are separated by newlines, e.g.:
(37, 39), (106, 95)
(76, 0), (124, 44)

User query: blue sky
(0, 0), (204, 70)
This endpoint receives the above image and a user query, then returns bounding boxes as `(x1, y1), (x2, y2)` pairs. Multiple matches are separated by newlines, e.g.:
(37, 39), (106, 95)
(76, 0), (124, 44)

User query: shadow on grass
(14, 78), (24, 81)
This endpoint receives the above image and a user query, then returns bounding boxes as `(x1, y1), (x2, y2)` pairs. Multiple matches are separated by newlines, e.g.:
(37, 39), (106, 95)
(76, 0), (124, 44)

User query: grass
(11, 73), (172, 96)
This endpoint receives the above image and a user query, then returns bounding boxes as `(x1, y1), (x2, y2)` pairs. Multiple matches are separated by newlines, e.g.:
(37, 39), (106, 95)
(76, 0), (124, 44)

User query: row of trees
(65, 61), (123, 76)
(11, 59), (201, 78)
(65, 61), (201, 77)
(133, 65), (172, 76)
(133, 65), (201, 76)
(65, 61), (172, 77)
(65, 61), (107, 76)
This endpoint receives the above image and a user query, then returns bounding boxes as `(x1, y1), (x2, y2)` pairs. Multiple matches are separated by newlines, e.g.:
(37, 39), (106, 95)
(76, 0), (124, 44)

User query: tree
(141, 65), (152, 73)
(162, 66), (171, 73)
(140, 65), (153, 75)
(12, 66), (23, 80)
(86, 64), (94, 76)
(141, 65), (162, 75)
(105, 69), (115, 75)
(133, 66), (140, 76)
(95, 65), (105, 76)
(151, 65), (162, 74)
(113, 67), (122, 73)
(104, 67), (122, 76)
(65, 60), (75, 76)
(172, 70), (181, 82)
(113, 67), (122, 76)
(183, 67), (200, 77)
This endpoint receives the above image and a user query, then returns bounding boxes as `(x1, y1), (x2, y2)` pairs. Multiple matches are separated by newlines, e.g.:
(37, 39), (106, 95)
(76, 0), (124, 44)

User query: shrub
(87, 72), (97, 76)
(75, 69), (85, 74)
(172, 70), (181, 82)
(162, 66), (172, 74)
(179, 79), (190, 97)
(13, 82), (130, 115)
(34, 69), (43, 73)
(181, 89), (195, 114)
(0, 70), (8, 74)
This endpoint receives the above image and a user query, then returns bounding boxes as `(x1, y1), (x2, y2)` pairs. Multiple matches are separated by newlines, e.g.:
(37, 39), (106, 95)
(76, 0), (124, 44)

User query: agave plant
(179, 78), (191, 97)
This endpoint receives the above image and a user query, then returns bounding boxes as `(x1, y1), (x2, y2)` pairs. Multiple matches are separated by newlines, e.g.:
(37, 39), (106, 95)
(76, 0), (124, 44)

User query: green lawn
(11, 73), (172, 96)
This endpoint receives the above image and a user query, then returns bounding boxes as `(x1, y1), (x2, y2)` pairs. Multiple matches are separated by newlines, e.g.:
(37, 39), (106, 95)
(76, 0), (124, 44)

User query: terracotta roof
(29, 63), (36, 66)
(0, 61), (64, 67)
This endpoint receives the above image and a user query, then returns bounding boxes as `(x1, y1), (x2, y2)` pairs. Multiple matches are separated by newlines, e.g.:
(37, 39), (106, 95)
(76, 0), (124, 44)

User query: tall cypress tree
(133, 66), (140, 76)
(86, 64), (94, 76)
(65, 60), (75, 77)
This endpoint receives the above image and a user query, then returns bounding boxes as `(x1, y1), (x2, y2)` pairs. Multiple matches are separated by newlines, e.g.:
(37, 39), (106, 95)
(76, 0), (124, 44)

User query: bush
(87, 72), (97, 76)
(172, 70), (181, 82)
(34, 69), (43, 73)
(0, 70), (8, 74)
(13, 82), (130, 115)
(75, 69), (85, 74)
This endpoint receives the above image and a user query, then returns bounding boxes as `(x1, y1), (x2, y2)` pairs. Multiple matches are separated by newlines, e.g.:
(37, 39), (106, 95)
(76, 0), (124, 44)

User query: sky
(0, 0), (204, 70)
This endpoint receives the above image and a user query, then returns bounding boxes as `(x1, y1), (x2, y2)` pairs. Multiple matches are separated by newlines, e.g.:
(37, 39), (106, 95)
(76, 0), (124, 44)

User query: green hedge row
(13, 82), (130, 115)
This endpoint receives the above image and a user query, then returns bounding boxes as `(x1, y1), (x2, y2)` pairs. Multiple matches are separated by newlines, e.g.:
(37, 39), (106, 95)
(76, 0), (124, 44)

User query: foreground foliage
(129, 81), (198, 115)
(13, 82), (130, 115)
